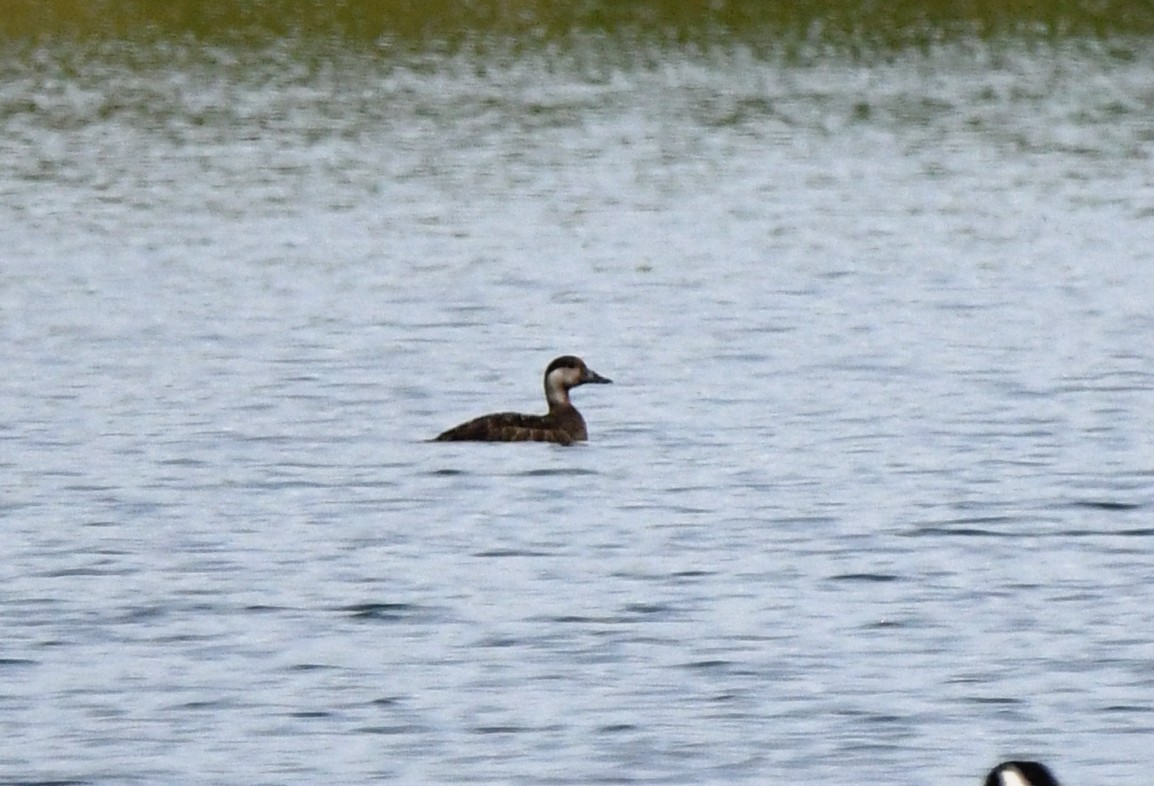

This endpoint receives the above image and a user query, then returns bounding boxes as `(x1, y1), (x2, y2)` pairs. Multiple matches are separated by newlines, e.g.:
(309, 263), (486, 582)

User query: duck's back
(433, 409), (585, 445)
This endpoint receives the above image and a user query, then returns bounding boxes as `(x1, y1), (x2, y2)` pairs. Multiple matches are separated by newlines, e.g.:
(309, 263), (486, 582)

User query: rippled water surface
(3, 29), (1154, 785)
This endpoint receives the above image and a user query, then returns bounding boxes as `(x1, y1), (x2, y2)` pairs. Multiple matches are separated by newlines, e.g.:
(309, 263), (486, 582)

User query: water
(3, 27), (1154, 785)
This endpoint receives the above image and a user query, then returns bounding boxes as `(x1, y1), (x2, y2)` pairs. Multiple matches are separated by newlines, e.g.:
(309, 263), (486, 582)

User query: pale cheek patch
(997, 767), (1030, 786)
(545, 367), (566, 389)
(546, 367), (578, 400)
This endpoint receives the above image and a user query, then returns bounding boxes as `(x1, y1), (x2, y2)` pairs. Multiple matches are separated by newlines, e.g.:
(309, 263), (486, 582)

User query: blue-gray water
(3, 38), (1154, 785)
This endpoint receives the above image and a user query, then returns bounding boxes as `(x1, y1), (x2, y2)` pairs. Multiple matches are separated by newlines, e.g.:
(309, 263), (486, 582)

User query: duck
(433, 355), (611, 445)
(985, 761), (1062, 786)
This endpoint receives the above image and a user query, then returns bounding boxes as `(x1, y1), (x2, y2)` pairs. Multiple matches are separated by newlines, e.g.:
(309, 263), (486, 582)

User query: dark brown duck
(433, 355), (611, 445)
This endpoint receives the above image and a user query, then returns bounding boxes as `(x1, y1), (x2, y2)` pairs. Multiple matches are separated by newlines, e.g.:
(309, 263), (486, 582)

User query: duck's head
(985, 761), (1062, 786)
(544, 355), (611, 405)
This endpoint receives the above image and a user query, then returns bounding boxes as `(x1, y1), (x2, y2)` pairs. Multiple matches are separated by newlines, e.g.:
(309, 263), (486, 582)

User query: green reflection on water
(1, 0), (1152, 49)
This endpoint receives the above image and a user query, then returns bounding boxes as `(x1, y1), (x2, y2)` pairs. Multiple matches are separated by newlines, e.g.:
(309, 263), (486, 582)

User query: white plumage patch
(545, 365), (580, 404)
(991, 762), (1060, 786)
(997, 767), (1032, 786)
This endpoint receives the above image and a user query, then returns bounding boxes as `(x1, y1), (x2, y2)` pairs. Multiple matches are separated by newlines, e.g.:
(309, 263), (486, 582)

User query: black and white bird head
(984, 761), (1062, 786)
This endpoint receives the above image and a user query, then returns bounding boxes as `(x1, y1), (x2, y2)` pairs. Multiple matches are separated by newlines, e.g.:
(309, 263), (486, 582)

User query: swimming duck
(433, 355), (611, 445)
(985, 761), (1062, 786)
